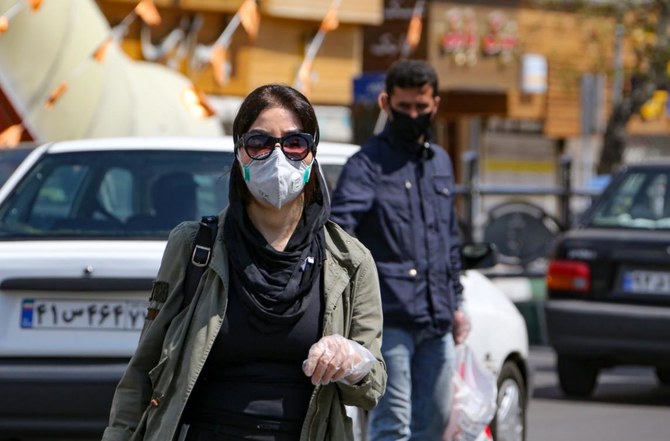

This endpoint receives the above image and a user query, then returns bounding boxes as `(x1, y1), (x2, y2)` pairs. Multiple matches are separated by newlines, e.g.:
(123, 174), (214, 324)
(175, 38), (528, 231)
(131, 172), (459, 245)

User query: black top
(183, 271), (324, 440)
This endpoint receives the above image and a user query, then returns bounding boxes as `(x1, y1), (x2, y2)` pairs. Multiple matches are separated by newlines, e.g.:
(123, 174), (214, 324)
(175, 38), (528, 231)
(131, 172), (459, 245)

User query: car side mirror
(461, 242), (497, 270)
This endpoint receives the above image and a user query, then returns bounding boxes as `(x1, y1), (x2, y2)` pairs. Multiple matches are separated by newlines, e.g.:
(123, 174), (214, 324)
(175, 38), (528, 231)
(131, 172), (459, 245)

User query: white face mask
(240, 148), (313, 209)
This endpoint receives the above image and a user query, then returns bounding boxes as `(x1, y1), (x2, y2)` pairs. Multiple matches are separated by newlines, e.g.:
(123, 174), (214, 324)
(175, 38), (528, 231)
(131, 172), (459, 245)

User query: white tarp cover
(0, 0), (223, 141)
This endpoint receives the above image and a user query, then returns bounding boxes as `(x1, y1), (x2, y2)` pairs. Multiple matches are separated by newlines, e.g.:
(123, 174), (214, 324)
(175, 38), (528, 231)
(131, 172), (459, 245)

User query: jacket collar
(380, 124), (435, 159)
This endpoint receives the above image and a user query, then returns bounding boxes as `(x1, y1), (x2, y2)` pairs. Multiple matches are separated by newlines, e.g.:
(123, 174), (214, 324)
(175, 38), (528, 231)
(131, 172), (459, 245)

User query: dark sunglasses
(237, 132), (315, 161)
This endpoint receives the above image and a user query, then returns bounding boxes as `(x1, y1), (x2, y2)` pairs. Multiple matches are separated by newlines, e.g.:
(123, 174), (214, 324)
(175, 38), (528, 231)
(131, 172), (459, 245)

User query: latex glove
(303, 334), (376, 386)
(453, 309), (471, 345)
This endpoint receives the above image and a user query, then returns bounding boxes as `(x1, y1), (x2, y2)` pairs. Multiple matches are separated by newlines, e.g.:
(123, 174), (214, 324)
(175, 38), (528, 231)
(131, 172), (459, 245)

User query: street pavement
(527, 346), (670, 441)
(18, 346), (670, 441)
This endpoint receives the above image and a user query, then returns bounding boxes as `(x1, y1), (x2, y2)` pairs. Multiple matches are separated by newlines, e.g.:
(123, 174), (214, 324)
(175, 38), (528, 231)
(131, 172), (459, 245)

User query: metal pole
(612, 20), (625, 107)
(462, 150), (478, 242)
(468, 118), (482, 241)
(559, 155), (572, 230)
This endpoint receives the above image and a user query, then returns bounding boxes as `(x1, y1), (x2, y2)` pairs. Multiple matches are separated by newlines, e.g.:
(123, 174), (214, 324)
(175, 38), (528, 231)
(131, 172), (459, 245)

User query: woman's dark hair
(232, 83), (320, 147)
(385, 60), (439, 97)
(230, 83), (321, 206)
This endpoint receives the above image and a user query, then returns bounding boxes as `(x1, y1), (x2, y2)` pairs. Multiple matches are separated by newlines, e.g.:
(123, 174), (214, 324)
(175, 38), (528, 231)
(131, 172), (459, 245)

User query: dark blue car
(545, 162), (670, 397)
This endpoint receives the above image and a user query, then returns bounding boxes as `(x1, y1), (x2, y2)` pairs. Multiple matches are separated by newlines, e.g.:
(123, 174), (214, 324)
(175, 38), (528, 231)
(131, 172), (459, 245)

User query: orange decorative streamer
(44, 81), (68, 109)
(406, 12), (422, 51)
(210, 44), (228, 87)
(319, 5), (339, 33)
(93, 36), (113, 62)
(238, 0), (260, 43)
(182, 85), (215, 119)
(0, 124), (24, 147)
(135, 0), (161, 26)
(297, 59), (313, 96)
(27, 0), (43, 11)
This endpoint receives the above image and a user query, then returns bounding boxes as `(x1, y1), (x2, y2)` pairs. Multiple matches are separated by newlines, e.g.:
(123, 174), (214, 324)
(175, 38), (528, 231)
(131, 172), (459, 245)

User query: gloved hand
(302, 334), (376, 386)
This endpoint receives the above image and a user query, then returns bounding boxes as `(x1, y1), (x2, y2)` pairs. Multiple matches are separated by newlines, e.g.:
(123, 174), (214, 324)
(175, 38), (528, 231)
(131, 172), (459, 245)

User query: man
(330, 60), (470, 441)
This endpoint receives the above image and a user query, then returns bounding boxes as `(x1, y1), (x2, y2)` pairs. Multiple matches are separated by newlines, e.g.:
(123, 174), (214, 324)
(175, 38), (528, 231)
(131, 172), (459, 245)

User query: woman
(101, 84), (386, 441)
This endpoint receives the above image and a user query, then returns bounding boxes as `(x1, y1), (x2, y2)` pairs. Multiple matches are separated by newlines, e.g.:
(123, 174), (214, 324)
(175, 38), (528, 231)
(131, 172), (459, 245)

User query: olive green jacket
(101, 213), (386, 441)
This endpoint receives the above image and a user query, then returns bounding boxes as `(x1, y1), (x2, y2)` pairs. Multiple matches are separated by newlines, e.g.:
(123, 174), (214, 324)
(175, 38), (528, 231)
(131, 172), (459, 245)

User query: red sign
(440, 7), (519, 66)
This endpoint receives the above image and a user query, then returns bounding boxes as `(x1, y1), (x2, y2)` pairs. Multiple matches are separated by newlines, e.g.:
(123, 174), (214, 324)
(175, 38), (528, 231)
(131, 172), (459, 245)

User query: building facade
(97, 0), (383, 141)
(4, 0), (668, 237)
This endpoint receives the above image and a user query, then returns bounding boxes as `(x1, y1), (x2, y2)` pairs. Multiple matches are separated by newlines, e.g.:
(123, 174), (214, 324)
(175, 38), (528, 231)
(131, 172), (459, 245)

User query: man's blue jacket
(330, 127), (464, 337)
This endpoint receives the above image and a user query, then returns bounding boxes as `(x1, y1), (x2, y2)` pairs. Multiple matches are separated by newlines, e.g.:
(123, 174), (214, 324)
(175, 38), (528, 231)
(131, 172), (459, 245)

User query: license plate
(622, 270), (670, 294)
(21, 299), (147, 330)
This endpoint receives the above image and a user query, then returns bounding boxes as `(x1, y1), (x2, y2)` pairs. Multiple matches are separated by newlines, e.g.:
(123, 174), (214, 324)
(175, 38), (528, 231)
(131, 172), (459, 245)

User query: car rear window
(0, 150), (234, 239)
(587, 168), (670, 230)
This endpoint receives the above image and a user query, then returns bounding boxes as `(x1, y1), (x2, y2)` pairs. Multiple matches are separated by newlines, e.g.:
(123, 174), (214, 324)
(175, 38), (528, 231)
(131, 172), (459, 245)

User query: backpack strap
(181, 215), (218, 310)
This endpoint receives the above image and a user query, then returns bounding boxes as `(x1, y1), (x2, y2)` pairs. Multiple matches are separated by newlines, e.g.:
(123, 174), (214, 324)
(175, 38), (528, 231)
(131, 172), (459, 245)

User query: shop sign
(353, 72), (386, 103)
(363, 0), (428, 72)
(439, 7), (519, 67)
(521, 53), (547, 94)
(440, 7), (479, 66)
(363, 18), (427, 72)
(384, 0), (415, 20)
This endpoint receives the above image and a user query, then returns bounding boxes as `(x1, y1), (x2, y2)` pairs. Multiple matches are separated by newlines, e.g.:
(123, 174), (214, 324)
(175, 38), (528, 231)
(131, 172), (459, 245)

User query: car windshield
(0, 150), (234, 239)
(587, 168), (670, 230)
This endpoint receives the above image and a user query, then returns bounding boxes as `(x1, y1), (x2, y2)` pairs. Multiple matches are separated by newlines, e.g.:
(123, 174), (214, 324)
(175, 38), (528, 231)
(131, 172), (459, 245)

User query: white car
(0, 137), (529, 441)
(0, 143), (36, 189)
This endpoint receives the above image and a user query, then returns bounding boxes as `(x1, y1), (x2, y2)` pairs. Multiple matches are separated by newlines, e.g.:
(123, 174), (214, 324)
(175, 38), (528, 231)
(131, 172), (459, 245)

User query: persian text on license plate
(21, 299), (146, 330)
(622, 270), (670, 294)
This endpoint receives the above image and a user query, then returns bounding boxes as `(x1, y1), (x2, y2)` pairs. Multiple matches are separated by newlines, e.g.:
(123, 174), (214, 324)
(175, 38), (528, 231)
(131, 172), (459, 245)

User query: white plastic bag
(443, 344), (498, 441)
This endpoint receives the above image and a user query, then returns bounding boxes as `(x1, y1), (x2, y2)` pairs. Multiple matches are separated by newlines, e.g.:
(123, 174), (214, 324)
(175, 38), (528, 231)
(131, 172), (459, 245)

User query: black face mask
(389, 109), (432, 144)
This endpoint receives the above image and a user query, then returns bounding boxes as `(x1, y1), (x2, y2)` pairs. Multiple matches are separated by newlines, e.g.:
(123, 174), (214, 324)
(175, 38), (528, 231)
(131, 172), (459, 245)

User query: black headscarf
(223, 160), (330, 333)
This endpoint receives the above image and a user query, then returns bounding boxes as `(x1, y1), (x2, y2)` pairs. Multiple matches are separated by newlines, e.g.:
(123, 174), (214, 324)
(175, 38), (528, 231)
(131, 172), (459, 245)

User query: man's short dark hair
(385, 60), (439, 97)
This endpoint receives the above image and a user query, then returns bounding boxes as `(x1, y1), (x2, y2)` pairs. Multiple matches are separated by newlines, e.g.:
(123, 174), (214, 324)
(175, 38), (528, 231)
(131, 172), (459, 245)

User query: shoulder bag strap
(181, 215), (218, 310)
